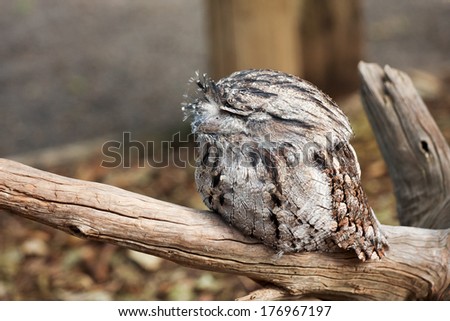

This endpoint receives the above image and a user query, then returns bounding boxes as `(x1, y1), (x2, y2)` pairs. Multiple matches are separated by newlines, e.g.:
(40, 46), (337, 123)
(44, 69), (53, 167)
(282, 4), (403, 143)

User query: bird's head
(182, 69), (352, 146)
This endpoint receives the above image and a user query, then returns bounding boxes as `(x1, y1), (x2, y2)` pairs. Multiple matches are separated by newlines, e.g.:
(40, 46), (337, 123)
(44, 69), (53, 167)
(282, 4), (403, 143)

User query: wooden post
(207, 0), (362, 96)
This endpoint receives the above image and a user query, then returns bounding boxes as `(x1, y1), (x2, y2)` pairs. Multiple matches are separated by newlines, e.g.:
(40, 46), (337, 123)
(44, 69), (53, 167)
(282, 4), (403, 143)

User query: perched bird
(183, 69), (388, 261)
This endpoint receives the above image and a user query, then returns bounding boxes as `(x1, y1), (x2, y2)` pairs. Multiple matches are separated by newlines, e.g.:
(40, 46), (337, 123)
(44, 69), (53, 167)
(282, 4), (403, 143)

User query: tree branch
(0, 158), (448, 300)
(359, 62), (450, 229)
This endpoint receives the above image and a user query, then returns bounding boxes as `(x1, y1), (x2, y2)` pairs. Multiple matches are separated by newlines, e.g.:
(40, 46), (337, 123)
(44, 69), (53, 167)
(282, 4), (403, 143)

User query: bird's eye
(226, 98), (235, 106)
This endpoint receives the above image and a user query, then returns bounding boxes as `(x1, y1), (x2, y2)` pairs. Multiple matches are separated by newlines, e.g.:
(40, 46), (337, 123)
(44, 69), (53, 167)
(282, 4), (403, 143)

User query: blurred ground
(0, 0), (449, 300)
(0, 0), (207, 156)
(0, 0), (449, 156)
(363, 0), (450, 73)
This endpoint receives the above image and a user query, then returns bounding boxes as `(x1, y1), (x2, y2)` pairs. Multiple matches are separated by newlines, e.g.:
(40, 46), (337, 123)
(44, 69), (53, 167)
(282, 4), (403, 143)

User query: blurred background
(0, 0), (449, 300)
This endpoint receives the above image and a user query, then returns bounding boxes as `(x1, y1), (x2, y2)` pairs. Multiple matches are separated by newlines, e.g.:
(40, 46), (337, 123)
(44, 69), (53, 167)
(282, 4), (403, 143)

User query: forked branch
(1, 63), (449, 300)
(359, 62), (450, 228)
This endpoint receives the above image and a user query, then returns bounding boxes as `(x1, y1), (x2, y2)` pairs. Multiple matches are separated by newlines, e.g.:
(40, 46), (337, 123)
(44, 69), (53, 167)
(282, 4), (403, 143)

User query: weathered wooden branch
(0, 158), (448, 300)
(359, 62), (450, 229)
(1, 63), (449, 300)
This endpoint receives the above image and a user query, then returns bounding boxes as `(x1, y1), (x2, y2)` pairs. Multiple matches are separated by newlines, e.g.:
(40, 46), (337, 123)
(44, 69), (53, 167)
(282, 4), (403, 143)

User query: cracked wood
(0, 158), (448, 300)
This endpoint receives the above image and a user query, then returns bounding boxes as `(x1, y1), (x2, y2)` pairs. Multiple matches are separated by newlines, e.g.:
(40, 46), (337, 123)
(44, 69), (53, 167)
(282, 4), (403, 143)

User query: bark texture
(359, 62), (450, 229)
(0, 158), (448, 300)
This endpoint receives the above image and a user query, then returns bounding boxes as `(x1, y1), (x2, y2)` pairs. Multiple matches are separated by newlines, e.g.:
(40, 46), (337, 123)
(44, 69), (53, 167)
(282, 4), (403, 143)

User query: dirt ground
(0, 0), (449, 300)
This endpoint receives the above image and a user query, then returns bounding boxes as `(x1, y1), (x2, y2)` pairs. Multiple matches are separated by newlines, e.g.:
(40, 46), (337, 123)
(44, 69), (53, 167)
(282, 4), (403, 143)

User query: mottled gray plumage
(183, 69), (388, 261)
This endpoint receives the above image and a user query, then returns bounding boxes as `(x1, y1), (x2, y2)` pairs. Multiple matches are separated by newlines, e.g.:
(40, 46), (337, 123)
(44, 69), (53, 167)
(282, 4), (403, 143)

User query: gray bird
(183, 69), (388, 261)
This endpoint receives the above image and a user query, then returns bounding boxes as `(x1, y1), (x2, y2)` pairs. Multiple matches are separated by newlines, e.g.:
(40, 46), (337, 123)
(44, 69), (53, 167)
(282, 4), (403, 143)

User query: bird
(182, 69), (388, 261)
